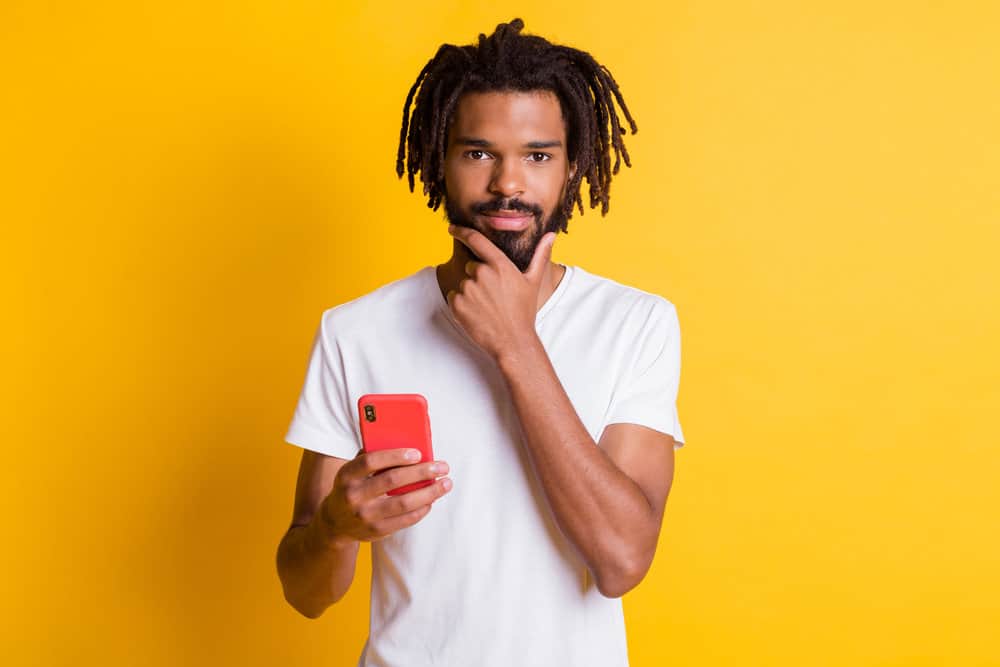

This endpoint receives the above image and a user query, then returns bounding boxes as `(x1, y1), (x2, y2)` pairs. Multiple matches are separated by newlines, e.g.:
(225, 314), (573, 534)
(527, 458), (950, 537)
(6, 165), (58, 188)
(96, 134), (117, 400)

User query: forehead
(449, 90), (566, 143)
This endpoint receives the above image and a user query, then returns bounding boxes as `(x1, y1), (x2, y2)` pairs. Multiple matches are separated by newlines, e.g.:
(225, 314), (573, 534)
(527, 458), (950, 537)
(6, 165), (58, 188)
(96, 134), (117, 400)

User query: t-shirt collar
(424, 263), (575, 328)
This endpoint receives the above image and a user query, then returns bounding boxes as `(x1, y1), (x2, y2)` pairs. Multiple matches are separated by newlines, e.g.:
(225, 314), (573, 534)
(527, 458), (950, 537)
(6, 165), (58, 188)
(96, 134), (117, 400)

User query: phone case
(357, 393), (434, 496)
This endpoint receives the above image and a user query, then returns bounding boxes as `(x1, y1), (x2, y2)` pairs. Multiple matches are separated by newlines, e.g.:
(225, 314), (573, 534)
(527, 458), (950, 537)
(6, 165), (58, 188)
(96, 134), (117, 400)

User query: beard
(443, 195), (569, 273)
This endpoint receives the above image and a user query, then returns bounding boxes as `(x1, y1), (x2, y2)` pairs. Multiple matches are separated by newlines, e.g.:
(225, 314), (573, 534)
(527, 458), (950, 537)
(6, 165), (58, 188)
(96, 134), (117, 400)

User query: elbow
(277, 561), (334, 620)
(295, 605), (325, 620)
(298, 606), (326, 620)
(594, 569), (642, 599)
(593, 552), (653, 599)
(277, 563), (324, 619)
(283, 587), (329, 620)
(279, 570), (351, 618)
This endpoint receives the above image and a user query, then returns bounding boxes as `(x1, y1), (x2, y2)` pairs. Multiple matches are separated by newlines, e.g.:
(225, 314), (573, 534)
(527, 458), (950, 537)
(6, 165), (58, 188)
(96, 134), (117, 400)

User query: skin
(276, 90), (676, 618)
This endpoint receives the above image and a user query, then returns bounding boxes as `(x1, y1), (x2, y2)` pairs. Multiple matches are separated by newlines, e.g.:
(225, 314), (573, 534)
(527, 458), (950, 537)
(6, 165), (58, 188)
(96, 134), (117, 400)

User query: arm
(443, 224), (677, 597)
(276, 448), (452, 618)
(498, 341), (675, 598)
(276, 450), (358, 618)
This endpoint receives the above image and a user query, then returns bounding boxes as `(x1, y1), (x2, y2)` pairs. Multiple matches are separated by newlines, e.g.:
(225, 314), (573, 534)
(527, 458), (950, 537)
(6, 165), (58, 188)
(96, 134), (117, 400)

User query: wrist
(496, 332), (546, 373)
(312, 500), (356, 552)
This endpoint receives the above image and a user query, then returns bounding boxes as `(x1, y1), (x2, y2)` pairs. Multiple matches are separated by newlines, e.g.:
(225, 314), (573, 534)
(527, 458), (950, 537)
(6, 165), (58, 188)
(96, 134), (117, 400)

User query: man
(276, 18), (685, 666)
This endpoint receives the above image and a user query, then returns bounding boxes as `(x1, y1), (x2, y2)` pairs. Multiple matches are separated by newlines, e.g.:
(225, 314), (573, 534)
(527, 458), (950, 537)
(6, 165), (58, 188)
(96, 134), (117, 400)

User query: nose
(488, 158), (525, 199)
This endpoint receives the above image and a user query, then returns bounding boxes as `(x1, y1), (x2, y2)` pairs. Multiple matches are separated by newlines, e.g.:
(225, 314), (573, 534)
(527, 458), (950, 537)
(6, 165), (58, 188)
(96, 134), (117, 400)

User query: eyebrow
(455, 136), (563, 149)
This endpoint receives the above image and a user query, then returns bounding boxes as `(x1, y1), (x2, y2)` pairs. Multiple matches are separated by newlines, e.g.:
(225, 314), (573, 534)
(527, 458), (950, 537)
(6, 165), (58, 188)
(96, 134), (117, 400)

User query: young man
(276, 18), (685, 666)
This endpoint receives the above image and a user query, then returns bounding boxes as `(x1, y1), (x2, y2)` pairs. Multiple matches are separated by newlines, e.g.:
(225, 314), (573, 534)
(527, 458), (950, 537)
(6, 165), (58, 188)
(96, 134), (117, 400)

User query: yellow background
(3, 1), (998, 665)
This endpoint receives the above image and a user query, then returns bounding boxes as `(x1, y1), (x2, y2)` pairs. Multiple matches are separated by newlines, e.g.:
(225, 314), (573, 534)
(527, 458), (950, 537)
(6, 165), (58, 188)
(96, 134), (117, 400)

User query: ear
(569, 161), (578, 181)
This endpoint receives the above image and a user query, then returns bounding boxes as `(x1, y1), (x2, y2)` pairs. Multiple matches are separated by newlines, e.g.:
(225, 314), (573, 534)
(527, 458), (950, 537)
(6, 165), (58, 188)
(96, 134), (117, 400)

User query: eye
(465, 150), (492, 160)
(528, 152), (552, 162)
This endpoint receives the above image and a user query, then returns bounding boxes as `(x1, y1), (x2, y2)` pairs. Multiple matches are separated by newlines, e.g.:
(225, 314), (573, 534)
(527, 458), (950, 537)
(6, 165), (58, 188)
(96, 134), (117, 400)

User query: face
(442, 90), (575, 272)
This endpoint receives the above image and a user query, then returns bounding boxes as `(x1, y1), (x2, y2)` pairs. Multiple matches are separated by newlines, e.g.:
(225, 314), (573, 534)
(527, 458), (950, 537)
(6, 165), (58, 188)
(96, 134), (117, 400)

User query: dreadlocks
(395, 18), (637, 232)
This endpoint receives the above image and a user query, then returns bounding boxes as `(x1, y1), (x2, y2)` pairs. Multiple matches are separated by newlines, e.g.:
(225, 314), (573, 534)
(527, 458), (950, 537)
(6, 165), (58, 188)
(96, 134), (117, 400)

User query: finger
(464, 259), (480, 277)
(525, 232), (556, 283)
(363, 460), (450, 500)
(449, 224), (508, 268)
(367, 503), (433, 541)
(371, 476), (453, 519)
(344, 447), (423, 481)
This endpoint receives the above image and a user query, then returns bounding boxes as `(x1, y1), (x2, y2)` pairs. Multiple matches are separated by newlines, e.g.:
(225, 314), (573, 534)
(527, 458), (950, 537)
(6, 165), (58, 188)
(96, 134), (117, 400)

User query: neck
(435, 239), (565, 313)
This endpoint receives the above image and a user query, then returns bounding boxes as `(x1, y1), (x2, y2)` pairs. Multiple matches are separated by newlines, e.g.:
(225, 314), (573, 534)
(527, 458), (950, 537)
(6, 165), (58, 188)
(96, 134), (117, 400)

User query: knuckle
(335, 465), (354, 485)
(383, 469), (406, 489)
(392, 496), (416, 515)
(362, 454), (379, 474)
(349, 455), (369, 476)
(373, 473), (395, 495)
(343, 485), (362, 508)
(358, 506), (377, 528)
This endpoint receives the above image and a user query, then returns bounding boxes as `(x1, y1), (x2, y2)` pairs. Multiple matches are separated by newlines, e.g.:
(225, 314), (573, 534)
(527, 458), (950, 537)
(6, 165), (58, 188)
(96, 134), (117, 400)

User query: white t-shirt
(284, 263), (685, 667)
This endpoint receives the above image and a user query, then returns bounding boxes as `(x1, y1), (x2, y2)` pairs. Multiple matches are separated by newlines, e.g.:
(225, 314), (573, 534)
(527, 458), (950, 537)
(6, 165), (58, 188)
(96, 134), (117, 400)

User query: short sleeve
(603, 299), (686, 448)
(283, 315), (361, 459)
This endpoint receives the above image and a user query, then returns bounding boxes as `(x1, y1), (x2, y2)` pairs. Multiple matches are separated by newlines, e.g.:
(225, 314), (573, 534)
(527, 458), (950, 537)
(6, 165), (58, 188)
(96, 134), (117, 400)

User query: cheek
(443, 160), (485, 199)
(442, 159), (458, 193)
(534, 171), (569, 207)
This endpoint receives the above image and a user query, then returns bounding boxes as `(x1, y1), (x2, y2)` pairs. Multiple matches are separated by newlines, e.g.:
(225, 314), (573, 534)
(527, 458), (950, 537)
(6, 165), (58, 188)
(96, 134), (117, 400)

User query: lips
(479, 210), (533, 231)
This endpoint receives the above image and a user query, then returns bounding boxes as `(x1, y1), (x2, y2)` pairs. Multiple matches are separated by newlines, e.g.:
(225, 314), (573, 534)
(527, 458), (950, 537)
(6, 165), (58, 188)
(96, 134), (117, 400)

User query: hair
(395, 18), (637, 232)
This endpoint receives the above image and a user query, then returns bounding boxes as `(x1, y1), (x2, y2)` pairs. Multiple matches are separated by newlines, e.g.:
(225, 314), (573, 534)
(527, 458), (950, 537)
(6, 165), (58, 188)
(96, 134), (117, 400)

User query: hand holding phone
(317, 394), (449, 544)
(319, 447), (452, 546)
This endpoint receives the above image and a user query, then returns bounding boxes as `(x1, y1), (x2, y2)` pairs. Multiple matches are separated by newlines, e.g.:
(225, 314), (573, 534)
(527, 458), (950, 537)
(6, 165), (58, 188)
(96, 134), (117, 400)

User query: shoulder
(568, 265), (679, 328)
(319, 266), (432, 340)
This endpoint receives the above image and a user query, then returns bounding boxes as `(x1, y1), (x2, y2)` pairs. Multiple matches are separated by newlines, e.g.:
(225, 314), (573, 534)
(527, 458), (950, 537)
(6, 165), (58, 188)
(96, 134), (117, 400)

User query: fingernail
(430, 462), (448, 474)
(441, 478), (453, 491)
(405, 449), (421, 461)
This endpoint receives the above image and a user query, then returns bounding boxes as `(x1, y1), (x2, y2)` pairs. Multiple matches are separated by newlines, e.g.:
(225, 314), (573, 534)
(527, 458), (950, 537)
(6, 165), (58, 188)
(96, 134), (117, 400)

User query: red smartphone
(357, 393), (434, 496)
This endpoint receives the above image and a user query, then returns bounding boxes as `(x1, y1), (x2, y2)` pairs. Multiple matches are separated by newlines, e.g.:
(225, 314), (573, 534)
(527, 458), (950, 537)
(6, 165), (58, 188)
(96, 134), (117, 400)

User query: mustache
(471, 198), (543, 217)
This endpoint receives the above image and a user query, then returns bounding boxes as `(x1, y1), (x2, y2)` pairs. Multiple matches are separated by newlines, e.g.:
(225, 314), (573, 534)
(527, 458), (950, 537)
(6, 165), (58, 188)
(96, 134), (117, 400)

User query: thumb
(526, 232), (556, 281)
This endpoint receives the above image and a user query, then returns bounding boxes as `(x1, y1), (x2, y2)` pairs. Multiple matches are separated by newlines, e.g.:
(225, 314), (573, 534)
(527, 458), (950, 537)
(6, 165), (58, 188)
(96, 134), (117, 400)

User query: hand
(446, 224), (555, 360)
(319, 448), (452, 546)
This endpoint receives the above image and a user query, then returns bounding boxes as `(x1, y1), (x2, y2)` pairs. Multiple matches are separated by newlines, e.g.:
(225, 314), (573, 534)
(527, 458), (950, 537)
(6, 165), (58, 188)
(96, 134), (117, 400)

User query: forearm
(497, 336), (659, 596)
(276, 509), (359, 618)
